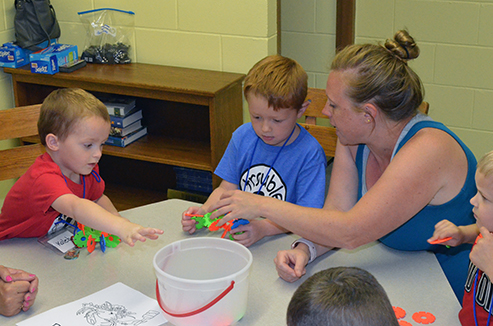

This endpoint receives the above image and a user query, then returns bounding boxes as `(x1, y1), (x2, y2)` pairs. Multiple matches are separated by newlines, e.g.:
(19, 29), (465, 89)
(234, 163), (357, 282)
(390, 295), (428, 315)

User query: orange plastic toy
(208, 219), (233, 238)
(412, 311), (436, 324)
(429, 237), (452, 244)
(393, 306), (406, 319)
(87, 235), (96, 253)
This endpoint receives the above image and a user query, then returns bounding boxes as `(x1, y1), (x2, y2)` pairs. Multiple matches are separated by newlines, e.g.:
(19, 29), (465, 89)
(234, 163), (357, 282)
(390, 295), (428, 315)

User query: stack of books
(101, 96), (148, 147)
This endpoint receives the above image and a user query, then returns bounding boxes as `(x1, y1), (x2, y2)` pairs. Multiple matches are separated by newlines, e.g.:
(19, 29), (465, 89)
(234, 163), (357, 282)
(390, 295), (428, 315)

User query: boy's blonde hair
(244, 55), (308, 111)
(477, 150), (493, 178)
(38, 88), (110, 146)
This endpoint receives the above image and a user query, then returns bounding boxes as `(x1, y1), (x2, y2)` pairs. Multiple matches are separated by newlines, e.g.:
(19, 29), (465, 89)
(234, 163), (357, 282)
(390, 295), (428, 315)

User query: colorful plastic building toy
(72, 224), (121, 253)
(429, 237), (452, 244)
(412, 311), (436, 324)
(231, 218), (250, 230)
(186, 212), (218, 230)
(185, 212), (249, 240)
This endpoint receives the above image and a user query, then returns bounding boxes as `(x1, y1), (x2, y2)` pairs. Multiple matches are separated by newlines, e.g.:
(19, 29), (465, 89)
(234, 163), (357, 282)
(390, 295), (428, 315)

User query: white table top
(1, 199), (461, 325)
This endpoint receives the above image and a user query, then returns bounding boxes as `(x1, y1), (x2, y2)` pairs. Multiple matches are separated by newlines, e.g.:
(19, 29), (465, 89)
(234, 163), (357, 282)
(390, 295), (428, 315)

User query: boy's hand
(470, 227), (493, 279)
(181, 206), (205, 234)
(230, 220), (266, 247)
(274, 246), (309, 283)
(0, 266), (38, 316)
(117, 221), (164, 246)
(427, 219), (463, 247)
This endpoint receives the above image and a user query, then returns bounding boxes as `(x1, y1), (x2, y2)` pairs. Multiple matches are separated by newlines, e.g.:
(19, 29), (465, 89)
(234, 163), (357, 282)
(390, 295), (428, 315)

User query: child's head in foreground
(471, 150), (493, 232)
(38, 88), (110, 176)
(243, 55), (308, 146)
(287, 266), (399, 326)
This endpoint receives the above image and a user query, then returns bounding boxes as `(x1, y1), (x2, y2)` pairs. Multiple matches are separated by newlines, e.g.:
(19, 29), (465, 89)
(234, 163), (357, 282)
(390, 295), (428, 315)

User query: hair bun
(384, 30), (420, 62)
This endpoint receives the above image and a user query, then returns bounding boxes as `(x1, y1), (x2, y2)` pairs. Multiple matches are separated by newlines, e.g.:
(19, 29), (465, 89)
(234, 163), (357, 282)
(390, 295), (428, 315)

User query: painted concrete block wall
(282, 0), (493, 159)
(280, 0), (336, 128)
(51, 0), (277, 74)
(0, 0), (277, 197)
(280, 0), (337, 89)
(357, 0), (493, 159)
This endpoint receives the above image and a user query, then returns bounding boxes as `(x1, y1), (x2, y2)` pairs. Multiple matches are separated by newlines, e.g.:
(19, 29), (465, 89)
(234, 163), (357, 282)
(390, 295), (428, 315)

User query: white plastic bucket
(153, 237), (253, 326)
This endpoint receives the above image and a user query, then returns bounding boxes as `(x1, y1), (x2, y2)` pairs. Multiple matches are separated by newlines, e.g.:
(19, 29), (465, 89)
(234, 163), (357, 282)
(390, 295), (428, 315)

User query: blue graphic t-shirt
(215, 123), (326, 208)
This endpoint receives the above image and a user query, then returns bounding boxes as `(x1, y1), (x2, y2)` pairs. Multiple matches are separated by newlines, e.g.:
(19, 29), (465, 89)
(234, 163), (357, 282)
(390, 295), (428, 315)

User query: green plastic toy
(72, 225), (121, 253)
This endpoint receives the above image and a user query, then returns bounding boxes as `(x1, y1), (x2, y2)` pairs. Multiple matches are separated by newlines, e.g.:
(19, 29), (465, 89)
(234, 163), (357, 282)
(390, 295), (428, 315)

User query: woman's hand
(0, 266), (38, 316)
(274, 246), (310, 282)
(209, 190), (264, 225)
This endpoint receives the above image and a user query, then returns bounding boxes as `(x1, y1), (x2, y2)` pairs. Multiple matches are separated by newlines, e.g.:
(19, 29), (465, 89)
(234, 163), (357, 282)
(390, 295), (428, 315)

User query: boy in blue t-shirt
(181, 55), (326, 247)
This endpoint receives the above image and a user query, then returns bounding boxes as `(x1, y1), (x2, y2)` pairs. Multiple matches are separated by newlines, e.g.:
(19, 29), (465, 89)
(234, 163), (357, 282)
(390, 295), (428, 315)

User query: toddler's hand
(427, 219), (463, 247)
(0, 266), (38, 316)
(118, 221), (163, 246)
(181, 206), (205, 234)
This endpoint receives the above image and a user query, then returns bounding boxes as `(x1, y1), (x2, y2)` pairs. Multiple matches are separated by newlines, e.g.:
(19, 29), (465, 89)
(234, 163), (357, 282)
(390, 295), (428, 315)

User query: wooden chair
(0, 104), (44, 181)
(301, 88), (430, 159)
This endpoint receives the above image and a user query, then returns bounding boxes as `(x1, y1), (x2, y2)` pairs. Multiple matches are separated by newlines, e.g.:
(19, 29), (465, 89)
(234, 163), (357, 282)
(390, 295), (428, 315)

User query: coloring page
(17, 282), (167, 326)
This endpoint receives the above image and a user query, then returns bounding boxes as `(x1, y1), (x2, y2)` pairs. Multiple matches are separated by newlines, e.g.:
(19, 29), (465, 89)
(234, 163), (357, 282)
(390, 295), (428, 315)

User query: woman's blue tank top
(355, 116), (476, 302)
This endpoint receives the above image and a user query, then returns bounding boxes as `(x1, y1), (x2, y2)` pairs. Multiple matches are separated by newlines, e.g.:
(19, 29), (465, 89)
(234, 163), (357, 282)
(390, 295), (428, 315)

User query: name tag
(47, 230), (76, 253)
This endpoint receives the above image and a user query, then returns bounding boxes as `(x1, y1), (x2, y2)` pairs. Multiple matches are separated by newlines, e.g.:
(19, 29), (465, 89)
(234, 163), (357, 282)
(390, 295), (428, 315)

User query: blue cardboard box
(30, 44), (78, 75)
(0, 42), (32, 68)
(30, 56), (58, 75)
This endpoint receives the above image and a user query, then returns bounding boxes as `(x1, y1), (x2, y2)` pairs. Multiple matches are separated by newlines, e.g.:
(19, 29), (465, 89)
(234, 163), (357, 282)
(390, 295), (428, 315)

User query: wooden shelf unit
(5, 63), (245, 207)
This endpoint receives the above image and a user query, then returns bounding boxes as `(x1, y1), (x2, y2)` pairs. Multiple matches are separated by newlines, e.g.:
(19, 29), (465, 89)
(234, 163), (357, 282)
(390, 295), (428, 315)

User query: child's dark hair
(38, 88), (109, 146)
(287, 267), (399, 326)
(244, 55), (308, 111)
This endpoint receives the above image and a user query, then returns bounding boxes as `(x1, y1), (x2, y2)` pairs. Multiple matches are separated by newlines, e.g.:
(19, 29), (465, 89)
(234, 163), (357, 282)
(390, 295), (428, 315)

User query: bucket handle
(155, 280), (235, 318)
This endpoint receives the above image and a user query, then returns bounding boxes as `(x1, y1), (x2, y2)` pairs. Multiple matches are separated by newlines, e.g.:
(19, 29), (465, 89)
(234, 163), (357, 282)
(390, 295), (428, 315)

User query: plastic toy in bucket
(153, 237), (253, 326)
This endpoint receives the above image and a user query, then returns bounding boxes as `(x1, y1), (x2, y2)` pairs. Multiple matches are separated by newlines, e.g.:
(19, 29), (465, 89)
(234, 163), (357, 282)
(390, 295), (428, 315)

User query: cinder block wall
(282, 0), (493, 159)
(52, 0), (277, 74)
(280, 0), (336, 89)
(356, 0), (493, 160)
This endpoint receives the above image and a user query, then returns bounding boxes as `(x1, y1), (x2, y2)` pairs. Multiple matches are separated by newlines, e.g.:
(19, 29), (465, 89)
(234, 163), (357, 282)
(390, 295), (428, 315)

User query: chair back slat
(0, 104), (44, 181)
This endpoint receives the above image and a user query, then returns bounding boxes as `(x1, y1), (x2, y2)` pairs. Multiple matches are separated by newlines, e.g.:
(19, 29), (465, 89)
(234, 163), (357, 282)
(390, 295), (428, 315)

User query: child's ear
(45, 134), (59, 151)
(297, 100), (311, 118)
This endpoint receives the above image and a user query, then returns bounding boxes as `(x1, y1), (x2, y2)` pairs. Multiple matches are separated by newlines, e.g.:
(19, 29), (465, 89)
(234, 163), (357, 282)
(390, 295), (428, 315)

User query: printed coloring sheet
(17, 282), (167, 326)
